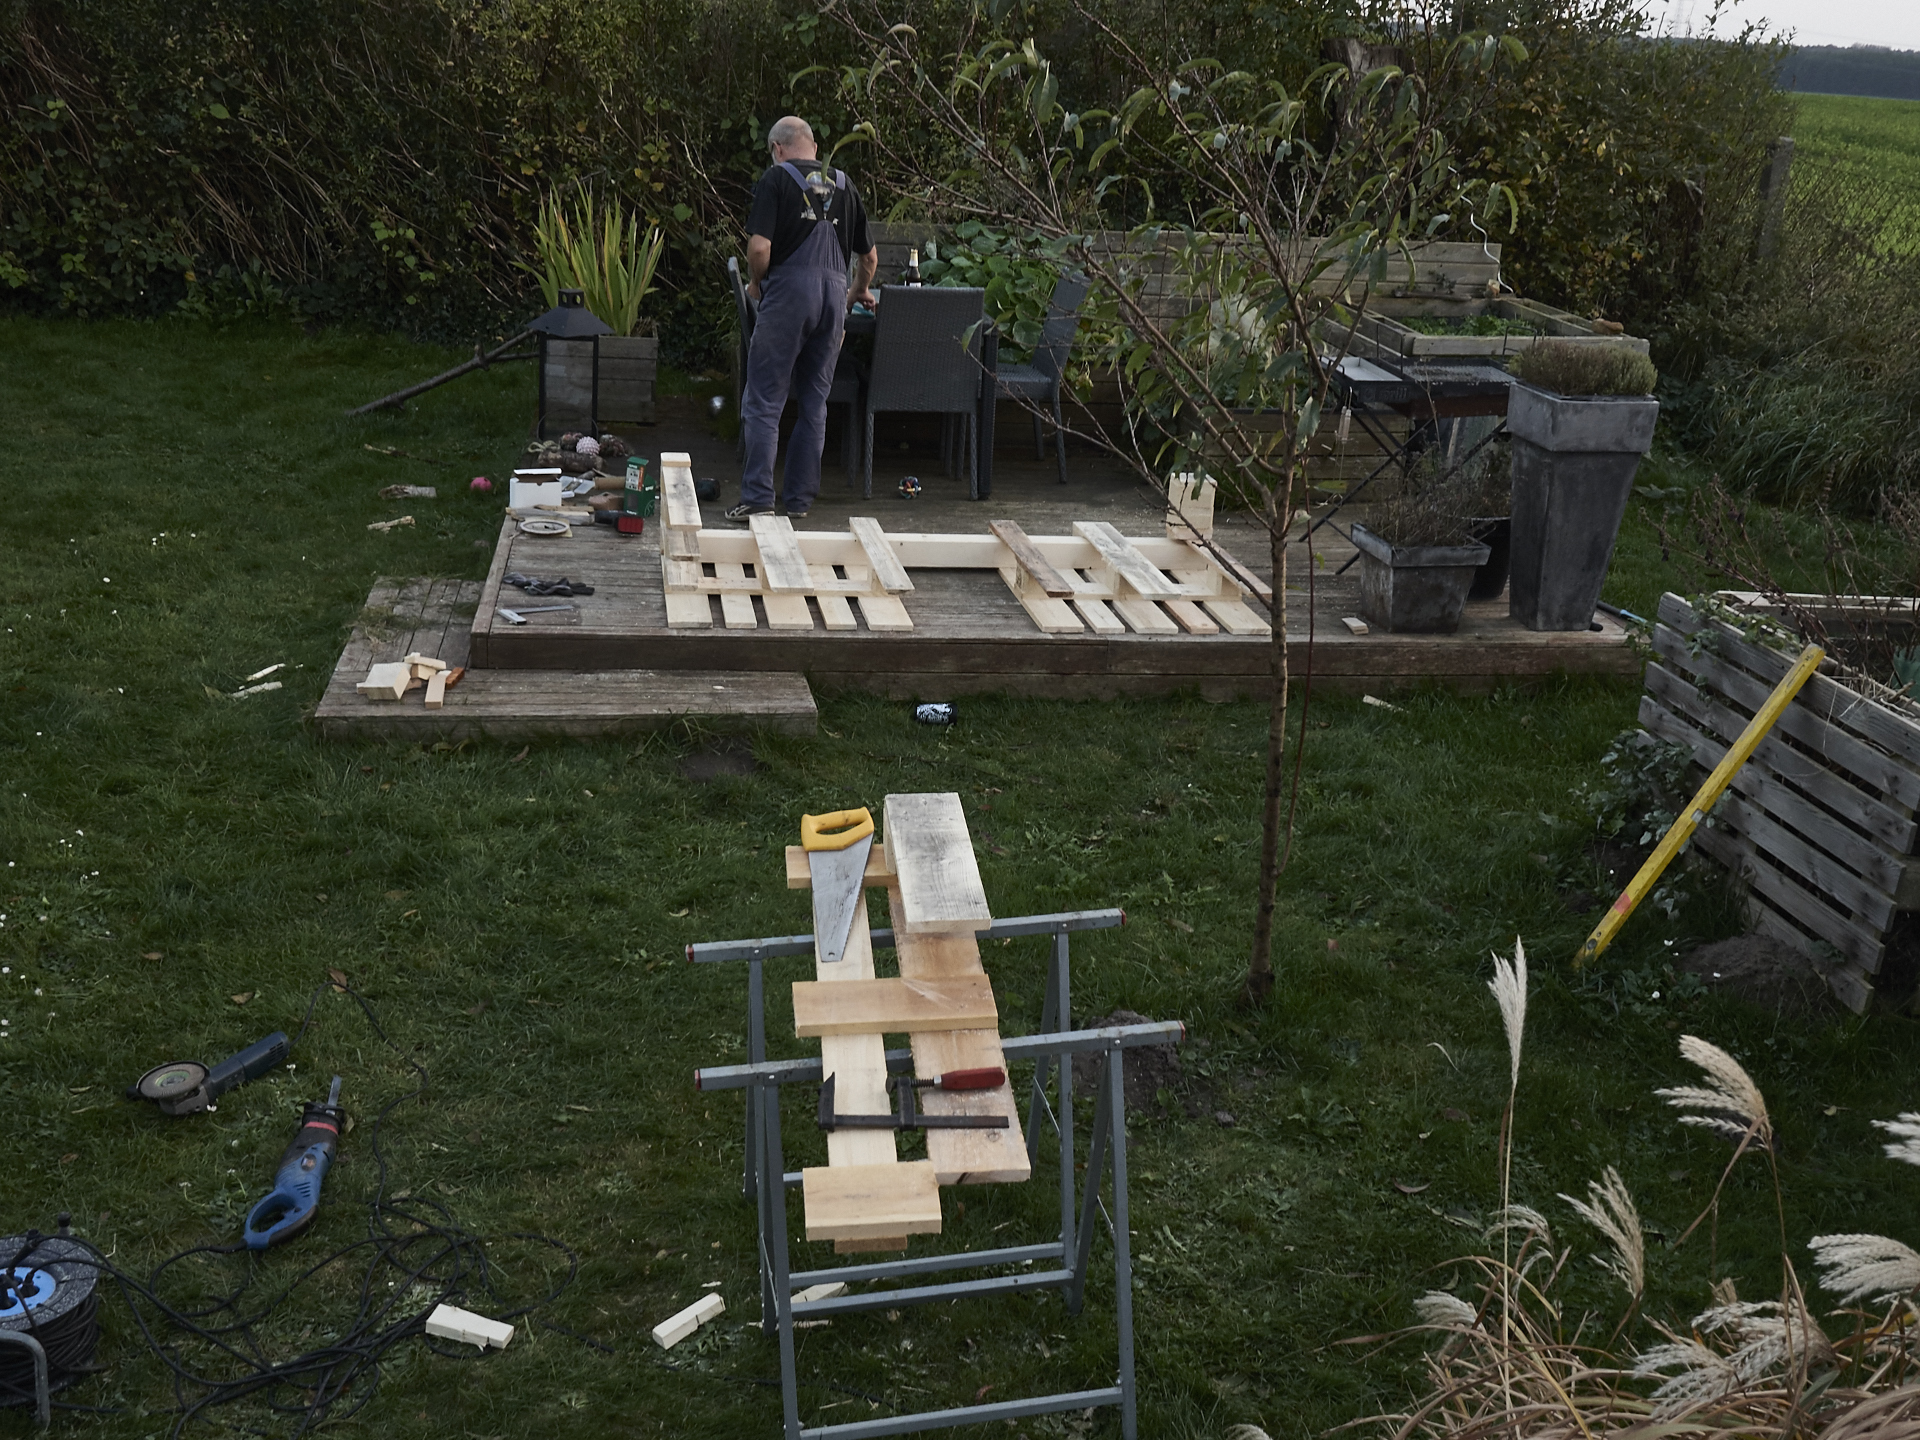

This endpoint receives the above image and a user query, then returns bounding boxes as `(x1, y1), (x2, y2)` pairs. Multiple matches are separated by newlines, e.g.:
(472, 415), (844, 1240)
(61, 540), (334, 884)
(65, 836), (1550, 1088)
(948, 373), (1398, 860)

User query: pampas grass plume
(1809, 1233), (1920, 1303)
(1488, 937), (1527, 1087)
(1873, 1112), (1920, 1168)
(1655, 1035), (1772, 1149)
(1559, 1166), (1645, 1300)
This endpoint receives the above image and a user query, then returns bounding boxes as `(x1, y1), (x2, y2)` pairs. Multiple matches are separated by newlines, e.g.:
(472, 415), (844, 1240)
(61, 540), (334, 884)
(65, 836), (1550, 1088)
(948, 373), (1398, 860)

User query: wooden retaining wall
(1641, 593), (1920, 1012)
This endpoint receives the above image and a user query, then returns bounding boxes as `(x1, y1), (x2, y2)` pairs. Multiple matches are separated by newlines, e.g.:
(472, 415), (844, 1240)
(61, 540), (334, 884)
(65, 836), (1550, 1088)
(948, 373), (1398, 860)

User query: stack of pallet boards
(1639, 593), (1920, 1011)
(658, 460), (1269, 639)
(788, 793), (1028, 1253)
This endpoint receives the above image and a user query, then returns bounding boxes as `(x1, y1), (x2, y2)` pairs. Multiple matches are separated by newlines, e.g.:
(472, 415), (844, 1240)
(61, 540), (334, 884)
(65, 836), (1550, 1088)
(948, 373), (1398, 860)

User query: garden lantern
(530, 287), (611, 439)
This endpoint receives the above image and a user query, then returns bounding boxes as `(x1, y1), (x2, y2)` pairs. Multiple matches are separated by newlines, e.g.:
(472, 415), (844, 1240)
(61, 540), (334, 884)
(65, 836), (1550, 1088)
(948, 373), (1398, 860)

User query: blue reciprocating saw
(243, 1076), (344, 1250)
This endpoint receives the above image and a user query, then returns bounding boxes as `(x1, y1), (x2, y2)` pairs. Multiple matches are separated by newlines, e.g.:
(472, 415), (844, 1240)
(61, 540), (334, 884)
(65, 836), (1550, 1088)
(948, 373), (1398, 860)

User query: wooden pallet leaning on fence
(658, 453), (914, 633)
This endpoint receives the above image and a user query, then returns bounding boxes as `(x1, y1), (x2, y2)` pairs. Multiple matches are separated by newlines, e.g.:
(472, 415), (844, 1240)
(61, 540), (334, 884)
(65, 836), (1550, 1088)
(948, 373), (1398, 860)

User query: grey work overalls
(739, 164), (850, 513)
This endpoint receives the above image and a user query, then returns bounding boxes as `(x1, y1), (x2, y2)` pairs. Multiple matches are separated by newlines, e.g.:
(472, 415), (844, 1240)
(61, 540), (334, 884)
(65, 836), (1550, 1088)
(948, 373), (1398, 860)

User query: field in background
(1792, 91), (1920, 248)
(2, 318), (1917, 1439)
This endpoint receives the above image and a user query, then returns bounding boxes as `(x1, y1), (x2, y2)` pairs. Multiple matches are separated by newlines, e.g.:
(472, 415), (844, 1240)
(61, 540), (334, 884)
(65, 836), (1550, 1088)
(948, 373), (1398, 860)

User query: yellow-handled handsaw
(801, 808), (874, 965)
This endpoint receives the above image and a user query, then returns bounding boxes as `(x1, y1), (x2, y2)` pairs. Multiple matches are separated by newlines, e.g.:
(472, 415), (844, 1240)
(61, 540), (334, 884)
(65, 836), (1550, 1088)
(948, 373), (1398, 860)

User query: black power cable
(11, 978), (584, 1437)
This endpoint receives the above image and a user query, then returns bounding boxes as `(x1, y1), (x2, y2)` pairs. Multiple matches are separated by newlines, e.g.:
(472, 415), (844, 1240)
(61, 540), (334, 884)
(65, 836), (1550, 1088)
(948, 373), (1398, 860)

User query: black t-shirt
(746, 162), (873, 270)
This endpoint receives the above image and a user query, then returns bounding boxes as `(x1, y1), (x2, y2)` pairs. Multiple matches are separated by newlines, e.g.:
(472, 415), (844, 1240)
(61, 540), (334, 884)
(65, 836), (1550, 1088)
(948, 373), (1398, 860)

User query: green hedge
(1, 0), (1789, 373)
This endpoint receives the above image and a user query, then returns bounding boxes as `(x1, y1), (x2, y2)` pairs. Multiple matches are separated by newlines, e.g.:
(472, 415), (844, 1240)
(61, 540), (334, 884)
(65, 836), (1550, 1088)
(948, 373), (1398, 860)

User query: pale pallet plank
(887, 884), (1029, 1185)
(715, 564), (758, 630)
(805, 564), (858, 631)
(885, 793), (992, 936)
(791, 976), (998, 1037)
(785, 841), (895, 890)
(1162, 598), (1220, 635)
(854, 593), (913, 633)
(762, 592), (815, 631)
(849, 517), (914, 593)
(1112, 595), (1179, 635)
(801, 1161), (941, 1242)
(811, 892), (896, 1171)
(1639, 696), (1906, 896)
(661, 452), (701, 559)
(748, 513), (814, 593)
(1200, 596), (1272, 636)
(664, 591), (714, 629)
(1072, 520), (1185, 598)
(998, 568), (1085, 634)
(1644, 660), (1917, 852)
(1652, 622), (1920, 812)
(989, 519), (1074, 596)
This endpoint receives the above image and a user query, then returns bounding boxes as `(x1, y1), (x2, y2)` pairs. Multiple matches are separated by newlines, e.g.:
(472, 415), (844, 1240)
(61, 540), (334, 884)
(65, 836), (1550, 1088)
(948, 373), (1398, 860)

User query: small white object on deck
(1340, 616), (1369, 636)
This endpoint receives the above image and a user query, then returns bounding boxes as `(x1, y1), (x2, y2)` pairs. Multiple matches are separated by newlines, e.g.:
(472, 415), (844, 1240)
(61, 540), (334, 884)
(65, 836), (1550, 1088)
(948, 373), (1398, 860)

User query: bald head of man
(768, 116), (817, 164)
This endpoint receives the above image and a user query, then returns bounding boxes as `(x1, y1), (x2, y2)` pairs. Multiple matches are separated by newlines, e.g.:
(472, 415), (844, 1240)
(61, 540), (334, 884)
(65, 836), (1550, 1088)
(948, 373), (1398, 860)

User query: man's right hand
(747, 280), (762, 302)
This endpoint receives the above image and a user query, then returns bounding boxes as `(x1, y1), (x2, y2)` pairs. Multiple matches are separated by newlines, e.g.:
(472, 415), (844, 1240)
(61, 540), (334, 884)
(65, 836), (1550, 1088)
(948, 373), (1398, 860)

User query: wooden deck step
(314, 578), (816, 740)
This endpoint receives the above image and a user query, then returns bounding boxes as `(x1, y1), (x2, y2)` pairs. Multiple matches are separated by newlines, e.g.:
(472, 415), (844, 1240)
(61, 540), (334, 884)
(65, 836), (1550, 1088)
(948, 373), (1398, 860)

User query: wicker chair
(992, 274), (1089, 484)
(861, 286), (985, 499)
(727, 255), (865, 478)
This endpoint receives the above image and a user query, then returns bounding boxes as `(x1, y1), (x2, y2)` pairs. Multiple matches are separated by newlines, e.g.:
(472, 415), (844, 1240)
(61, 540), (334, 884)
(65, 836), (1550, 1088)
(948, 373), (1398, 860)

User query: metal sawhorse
(690, 909), (1180, 1439)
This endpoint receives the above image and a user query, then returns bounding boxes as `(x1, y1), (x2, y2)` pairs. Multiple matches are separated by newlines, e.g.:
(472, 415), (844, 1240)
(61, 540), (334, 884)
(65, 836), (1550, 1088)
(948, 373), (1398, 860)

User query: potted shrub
(1504, 341), (1659, 630)
(527, 186), (666, 432)
(1348, 473), (1491, 634)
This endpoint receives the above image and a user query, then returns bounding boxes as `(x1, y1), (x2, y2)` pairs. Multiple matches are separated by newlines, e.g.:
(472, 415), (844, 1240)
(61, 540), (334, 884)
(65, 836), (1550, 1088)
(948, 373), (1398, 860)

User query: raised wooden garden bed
(1325, 295), (1650, 362)
(1638, 593), (1920, 1012)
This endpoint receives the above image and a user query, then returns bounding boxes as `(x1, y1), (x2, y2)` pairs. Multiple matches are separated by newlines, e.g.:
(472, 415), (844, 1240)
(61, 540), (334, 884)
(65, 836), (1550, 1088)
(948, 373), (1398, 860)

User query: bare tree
(828, 1), (1520, 1000)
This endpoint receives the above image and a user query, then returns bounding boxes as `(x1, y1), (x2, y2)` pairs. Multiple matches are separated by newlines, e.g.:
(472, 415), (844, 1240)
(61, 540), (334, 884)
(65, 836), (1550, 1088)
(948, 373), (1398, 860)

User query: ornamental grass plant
(526, 185), (664, 337)
(1363, 943), (1920, 1440)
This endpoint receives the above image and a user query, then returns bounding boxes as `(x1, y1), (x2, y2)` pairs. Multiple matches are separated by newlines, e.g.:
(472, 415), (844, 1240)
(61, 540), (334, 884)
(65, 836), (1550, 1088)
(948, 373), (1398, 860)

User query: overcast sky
(1637, 0), (1920, 50)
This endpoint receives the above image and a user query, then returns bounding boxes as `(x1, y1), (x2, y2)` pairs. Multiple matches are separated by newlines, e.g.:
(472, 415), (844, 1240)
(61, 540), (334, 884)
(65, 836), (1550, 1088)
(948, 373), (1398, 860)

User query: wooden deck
(465, 506), (1637, 700)
(313, 578), (817, 740)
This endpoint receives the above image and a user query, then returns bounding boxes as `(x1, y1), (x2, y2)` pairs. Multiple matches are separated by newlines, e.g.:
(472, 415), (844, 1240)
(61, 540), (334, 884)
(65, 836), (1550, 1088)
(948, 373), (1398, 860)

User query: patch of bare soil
(1680, 934), (1841, 1018)
(676, 737), (760, 782)
(1072, 1009), (1190, 1115)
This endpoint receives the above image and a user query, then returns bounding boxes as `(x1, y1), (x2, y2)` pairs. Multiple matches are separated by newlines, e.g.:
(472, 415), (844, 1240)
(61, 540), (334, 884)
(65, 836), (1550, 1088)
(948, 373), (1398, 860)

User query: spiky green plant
(525, 186), (664, 337)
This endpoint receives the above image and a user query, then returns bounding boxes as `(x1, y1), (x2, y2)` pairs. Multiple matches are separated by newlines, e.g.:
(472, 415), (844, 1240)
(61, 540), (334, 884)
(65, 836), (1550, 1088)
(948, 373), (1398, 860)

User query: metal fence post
(1108, 1046), (1136, 1440)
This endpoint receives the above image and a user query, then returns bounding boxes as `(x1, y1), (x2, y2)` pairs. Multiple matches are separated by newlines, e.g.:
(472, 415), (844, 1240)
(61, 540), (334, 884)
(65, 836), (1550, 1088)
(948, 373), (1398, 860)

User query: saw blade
(808, 834), (872, 965)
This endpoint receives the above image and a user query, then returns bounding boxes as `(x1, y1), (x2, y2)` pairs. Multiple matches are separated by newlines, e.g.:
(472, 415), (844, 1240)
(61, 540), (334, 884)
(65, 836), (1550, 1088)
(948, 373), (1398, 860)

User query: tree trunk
(1243, 496), (1290, 1005)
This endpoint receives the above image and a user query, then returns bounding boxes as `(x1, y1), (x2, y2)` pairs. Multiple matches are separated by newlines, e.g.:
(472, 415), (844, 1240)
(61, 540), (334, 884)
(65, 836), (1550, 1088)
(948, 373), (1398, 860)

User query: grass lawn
(4, 316), (1918, 1439)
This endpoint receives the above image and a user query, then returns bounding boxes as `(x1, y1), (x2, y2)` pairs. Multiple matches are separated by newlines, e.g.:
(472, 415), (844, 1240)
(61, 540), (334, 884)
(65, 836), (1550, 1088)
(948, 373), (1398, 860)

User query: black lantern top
(529, 287), (612, 339)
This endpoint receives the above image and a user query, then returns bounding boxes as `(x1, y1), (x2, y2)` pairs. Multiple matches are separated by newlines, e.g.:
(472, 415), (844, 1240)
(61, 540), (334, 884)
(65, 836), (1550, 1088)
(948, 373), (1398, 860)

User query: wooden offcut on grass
(2, 316), (1917, 1438)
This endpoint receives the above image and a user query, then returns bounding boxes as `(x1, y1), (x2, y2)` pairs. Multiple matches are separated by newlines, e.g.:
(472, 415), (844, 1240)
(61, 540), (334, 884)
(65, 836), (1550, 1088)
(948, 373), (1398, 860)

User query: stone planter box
(1638, 593), (1920, 1013)
(1506, 381), (1658, 632)
(1350, 522), (1489, 634)
(540, 333), (657, 436)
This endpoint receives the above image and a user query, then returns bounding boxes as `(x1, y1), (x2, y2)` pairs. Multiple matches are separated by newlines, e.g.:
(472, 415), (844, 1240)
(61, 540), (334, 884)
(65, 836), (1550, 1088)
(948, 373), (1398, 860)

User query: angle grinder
(126, 1031), (290, 1116)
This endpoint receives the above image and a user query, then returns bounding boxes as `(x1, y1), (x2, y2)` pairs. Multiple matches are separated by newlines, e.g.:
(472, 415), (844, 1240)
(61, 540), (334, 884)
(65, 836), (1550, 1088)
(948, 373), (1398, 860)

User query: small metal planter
(1350, 522), (1490, 634)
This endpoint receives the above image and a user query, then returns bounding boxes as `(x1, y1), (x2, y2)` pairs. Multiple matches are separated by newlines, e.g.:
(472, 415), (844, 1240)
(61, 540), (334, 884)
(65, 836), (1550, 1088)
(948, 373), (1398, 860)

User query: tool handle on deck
(800, 808), (874, 852)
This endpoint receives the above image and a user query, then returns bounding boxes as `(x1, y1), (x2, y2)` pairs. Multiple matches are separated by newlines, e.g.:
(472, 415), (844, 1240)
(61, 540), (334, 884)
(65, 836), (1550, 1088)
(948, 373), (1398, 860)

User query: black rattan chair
(861, 286), (985, 499)
(992, 274), (1088, 484)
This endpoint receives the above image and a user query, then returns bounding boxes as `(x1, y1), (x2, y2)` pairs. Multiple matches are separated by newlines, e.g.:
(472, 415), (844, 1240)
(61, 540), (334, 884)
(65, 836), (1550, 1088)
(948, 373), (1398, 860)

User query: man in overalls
(727, 116), (878, 522)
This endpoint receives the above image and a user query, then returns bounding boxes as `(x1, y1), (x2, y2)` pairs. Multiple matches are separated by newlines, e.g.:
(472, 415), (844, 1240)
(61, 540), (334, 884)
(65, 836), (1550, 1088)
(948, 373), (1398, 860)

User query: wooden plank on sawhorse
(802, 1160), (941, 1242)
(849, 517), (914, 594)
(885, 792), (993, 935)
(792, 976), (999, 1037)
(887, 887), (1030, 1185)
(1073, 520), (1184, 635)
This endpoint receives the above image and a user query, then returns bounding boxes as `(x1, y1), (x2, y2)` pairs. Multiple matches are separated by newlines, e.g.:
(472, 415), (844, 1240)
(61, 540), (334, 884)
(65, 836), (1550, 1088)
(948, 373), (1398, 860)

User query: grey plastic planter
(1506, 382), (1659, 631)
(1350, 522), (1491, 634)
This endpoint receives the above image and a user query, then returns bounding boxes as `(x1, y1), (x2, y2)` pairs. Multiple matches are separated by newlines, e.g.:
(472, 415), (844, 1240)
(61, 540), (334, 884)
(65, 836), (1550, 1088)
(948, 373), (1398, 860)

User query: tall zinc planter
(1507, 382), (1658, 631)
